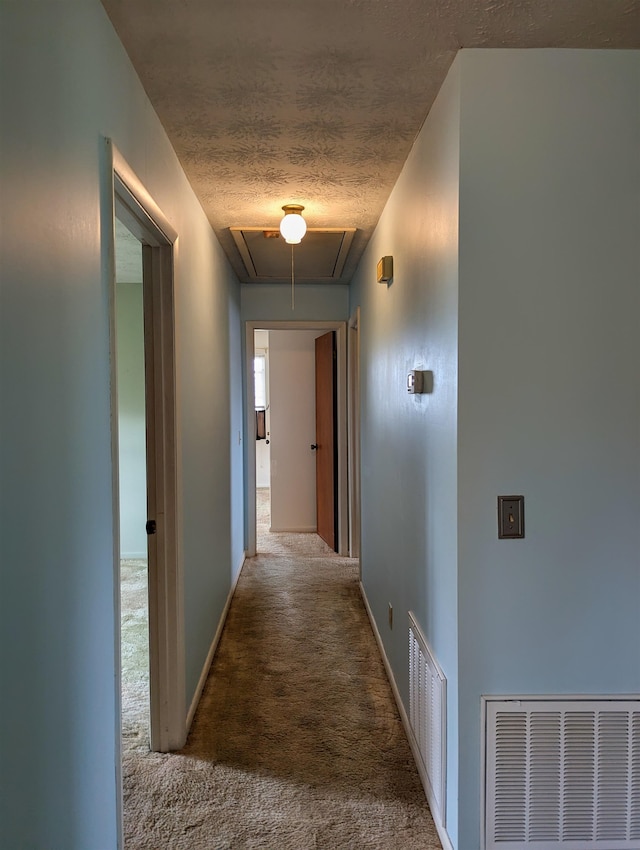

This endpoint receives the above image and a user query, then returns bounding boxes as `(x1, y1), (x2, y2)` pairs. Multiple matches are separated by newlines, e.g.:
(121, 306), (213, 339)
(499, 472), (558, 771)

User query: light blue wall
(349, 60), (462, 848)
(229, 281), (245, 580)
(269, 330), (324, 531)
(241, 283), (350, 322)
(0, 2), (242, 847)
(116, 282), (147, 558)
(177, 194), (241, 708)
(350, 48), (640, 850)
(456, 49), (640, 850)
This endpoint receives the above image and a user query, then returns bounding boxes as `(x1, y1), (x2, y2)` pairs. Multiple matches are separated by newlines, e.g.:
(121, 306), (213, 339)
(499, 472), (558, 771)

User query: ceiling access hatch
(230, 227), (356, 284)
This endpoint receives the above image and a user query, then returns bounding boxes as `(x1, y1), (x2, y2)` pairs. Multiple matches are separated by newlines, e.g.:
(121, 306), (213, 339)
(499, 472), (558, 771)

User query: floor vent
(408, 612), (447, 827)
(484, 697), (640, 850)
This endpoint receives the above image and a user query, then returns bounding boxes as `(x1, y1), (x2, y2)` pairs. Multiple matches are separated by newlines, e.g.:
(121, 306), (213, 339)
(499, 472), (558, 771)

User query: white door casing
(105, 139), (186, 772)
(244, 320), (348, 557)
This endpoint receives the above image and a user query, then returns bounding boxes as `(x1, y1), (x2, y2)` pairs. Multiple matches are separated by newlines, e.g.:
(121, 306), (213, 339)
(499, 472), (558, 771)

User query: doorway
(254, 328), (334, 545)
(106, 140), (186, 766)
(348, 308), (361, 563)
(114, 218), (150, 752)
(314, 329), (338, 550)
(254, 331), (271, 533)
(245, 321), (349, 557)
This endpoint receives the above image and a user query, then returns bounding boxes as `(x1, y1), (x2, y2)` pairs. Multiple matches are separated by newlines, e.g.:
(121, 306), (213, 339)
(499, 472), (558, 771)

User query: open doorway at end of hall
(254, 328), (322, 551)
(247, 322), (351, 558)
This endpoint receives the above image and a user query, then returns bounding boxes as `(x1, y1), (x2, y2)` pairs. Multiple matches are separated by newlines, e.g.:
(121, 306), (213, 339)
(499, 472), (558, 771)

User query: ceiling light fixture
(279, 204), (307, 244)
(279, 204), (307, 310)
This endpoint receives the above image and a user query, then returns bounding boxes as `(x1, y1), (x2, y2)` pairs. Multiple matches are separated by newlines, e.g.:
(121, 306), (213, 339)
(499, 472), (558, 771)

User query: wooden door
(315, 331), (337, 550)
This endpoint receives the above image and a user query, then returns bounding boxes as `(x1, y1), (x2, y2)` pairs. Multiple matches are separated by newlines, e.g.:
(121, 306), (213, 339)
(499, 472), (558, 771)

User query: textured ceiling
(101, 0), (640, 283)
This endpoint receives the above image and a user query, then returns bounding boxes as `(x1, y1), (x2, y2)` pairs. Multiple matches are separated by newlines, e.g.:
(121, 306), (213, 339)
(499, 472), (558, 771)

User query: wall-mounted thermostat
(377, 255), (393, 284)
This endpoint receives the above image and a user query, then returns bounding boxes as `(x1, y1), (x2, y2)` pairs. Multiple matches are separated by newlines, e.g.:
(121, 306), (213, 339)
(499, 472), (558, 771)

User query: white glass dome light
(279, 204), (307, 244)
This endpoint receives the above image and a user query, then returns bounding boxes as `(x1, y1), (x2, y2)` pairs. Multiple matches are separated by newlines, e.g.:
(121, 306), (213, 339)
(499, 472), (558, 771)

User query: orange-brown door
(315, 331), (337, 550)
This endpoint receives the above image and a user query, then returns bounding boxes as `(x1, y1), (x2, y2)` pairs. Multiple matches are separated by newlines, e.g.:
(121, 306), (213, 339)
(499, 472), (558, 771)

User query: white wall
(116, 281), (147, 558)
(456, 49), (640, 850)
(269, 330), (322, 531)
(0, 3), (242, 847)
(254, 330), (271, 489)
(349, 59), (461, 847)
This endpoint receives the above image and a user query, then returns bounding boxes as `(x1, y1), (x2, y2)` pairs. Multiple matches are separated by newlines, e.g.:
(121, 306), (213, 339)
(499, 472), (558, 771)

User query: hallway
(122, 491), (440, 848)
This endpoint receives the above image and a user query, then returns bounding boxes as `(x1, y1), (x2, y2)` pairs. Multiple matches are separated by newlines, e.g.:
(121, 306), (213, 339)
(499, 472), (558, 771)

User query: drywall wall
(116, 281), (147, 558)
(229, 281), (246, 581)
(0, 2), (242, 847)
(456, 49), (640, 850)
(241, 283), (349, 321)
(349, 59), (461, 847)
(350, 48), (640, 850)
(175, 185), (239, 713)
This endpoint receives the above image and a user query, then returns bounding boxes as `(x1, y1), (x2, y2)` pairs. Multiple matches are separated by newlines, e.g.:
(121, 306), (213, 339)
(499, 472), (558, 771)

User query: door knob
(146, 519), (157, 535)
(311, 444), (318, 450)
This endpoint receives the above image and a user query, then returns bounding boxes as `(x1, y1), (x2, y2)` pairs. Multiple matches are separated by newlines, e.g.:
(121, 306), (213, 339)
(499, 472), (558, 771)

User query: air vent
(230, 227), (355, 283)
(484, 697), (640, 850)
(408, 612), (447, 828)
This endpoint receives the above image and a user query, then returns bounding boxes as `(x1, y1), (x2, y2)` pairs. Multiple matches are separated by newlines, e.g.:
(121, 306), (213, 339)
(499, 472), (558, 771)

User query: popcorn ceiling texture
(102, 0), (640, 282)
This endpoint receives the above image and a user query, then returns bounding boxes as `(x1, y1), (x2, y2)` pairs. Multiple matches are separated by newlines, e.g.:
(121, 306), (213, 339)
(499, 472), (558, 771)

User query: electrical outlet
(388, 603), (393, 629)
(498, 495), (525, 539)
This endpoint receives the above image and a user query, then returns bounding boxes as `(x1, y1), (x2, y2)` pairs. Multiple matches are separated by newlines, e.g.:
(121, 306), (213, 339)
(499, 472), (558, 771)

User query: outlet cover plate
(498, 495), (525, 539)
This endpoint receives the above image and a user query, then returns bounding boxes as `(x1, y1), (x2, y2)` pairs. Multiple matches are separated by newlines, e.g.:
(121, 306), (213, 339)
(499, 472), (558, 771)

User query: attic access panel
(230, 227), (355, 283)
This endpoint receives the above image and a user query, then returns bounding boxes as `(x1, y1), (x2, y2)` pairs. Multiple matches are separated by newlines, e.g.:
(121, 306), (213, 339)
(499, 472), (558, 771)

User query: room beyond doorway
(114, 216), (150, 751)
(108, 141), (185, 758)
(245, 321), (349, 558)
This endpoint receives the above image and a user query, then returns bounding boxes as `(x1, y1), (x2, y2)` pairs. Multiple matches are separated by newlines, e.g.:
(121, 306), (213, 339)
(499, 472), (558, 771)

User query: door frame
(314, 330), (339, 550)
(347, 308), (361, 563)
(245, 320), (349, 556)
(104, 139), (186, 770)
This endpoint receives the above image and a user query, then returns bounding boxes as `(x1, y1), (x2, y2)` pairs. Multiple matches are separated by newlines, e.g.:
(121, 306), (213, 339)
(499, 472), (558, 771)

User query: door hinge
(146, 519), (157, 535)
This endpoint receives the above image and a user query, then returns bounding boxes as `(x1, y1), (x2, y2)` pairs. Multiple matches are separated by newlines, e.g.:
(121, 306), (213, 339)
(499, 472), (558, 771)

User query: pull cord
(291, 243), (295, 311)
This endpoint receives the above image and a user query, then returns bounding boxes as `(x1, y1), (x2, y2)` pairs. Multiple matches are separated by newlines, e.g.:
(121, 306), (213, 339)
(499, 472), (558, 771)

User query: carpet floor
(121, 557), (150, 749)
(122, 490), (441, 849)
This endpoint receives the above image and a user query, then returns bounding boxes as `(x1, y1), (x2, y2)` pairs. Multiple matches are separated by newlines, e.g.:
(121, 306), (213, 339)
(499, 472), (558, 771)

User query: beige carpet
(122, 490), (441, 849)
(121, 558), (150, 749)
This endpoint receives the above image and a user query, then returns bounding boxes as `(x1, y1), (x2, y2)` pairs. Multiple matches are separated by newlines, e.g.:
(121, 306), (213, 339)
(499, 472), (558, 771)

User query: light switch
(498, 495), (524, 539)
(407, 369), (433, 394)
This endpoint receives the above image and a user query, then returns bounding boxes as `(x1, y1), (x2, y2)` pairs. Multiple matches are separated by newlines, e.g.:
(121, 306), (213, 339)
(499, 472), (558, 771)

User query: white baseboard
(186, 554), (246, 735)
(358, 581), (454, 850)
(269, 526), (317, 533)
(120, 551), (147, 560)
